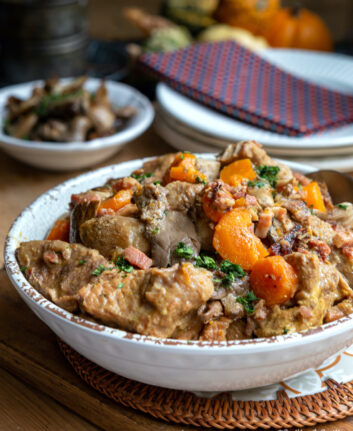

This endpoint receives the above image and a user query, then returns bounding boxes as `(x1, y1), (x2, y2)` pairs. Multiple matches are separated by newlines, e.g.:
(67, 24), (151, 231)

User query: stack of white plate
(154, 49), (353, 172)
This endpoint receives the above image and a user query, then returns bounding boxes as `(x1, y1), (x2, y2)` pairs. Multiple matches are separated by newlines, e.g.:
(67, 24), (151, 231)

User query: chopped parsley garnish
(297, 183), (302, 190)
(154, 180), (161, 186)
(337, 203), (348, 210)
(219, 260), (246, 277)
(196, 176), (207, 185)
(117, 283), (124, 289)
(152, 227), (160, 234)
(195, 255), (217, 270)
(256, 165), (280, 188)
(174, 242), (194, 259)
(180, 154), (184, 160)
(283, 327), (289, 335)
(164, 210), (169, 215)
(115, 257), (133, 273)
(131, 172), (153, 182)
(92, 264), (107, 276)
(78, 260), (86, 265)
(236, 291), (258, 314)
(248, 180), (266, 188)
(20, 266), (28, 273)
(309, 205), (314, 215)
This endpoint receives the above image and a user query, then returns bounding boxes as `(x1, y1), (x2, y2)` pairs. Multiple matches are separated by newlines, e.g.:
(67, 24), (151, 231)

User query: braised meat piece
(79, 263), (214, 338)
(253, 252), (353, 337)
(16, 240), (109, 312)
(79, 215), (150, 258)
(135, 183), (201, 266)
(70, 187), (113, 243)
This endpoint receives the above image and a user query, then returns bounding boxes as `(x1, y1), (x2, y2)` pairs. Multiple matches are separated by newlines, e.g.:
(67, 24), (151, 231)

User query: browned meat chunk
(135, 184), (201, 267)
(196, 159), (220, 181)
(149, 210), (200, 267)
(166, 181), (203, 213)
(200, 317), (232, 341)
(79, 215), (150, 258)
(70, 187), (113, 243)
(254, 252), (353, 337)
(16, 240), (109, 312)
(79, 263), (214, 338)
(142, 154), (176, 181)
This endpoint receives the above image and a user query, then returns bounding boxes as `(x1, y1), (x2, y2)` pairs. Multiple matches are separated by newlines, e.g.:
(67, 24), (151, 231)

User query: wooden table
(1, 129), (353, 431)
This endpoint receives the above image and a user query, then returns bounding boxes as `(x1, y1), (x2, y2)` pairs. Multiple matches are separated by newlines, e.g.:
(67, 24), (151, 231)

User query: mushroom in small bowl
(0, 77), (154, 171)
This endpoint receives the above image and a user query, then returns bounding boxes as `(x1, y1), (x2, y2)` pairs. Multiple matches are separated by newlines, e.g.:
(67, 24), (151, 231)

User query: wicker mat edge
(58, 339), (353, 430)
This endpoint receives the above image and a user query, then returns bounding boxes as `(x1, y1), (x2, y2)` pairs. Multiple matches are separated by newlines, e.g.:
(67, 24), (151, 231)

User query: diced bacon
(272, 206), (287, 222)
(342, 246), (353, 260)
(333, 228), (353, 249)
(325, 307), (345, 323)
(71, 191), (101, 205)
(124, 246), (152, 270)
(43, 250), (60, 264)
(255, 210), (273, 238)
(244, 194), (258, 206)
(293, 171), (311, 186)
(97, 208), (115, 217)
(308, 239), (331, 260)
(299, 305), (313, 319)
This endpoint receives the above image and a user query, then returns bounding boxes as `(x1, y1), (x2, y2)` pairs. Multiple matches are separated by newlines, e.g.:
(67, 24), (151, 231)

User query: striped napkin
(139, 41), (353, 137)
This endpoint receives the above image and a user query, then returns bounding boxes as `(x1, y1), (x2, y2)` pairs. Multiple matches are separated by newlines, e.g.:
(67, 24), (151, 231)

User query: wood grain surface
(1, 129), (353, 430)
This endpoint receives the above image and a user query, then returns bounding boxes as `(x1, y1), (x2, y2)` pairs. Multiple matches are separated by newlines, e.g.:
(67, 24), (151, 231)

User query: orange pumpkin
(214, 0), (280, 35)
(264, 6), (333, 51)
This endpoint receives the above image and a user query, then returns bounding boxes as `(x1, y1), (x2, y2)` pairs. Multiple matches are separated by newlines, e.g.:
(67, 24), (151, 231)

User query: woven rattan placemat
(58, 339), (353, 429)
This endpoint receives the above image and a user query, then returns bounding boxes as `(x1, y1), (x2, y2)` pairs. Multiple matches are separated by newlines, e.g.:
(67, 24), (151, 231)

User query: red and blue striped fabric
(139, 41), (353, 137)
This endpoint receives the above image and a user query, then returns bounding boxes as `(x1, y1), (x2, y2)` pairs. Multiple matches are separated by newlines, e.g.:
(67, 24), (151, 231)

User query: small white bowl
(0, 78), (154, 171)
(5, 155), (353, 392)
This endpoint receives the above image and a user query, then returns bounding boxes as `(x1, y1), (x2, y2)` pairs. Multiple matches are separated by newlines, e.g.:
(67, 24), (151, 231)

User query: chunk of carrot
(46, 218), (70, 242)
(98, 189), (133, 213)
(213, 208), (268, 270)
(301, 181), (326, 212)
(220, 159), (256, 187)
(250, 256), (298, 306)
(165, 152), (207, 184)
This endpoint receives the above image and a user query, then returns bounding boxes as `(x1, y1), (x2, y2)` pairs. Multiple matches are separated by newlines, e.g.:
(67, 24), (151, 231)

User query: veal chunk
(79, 214), (150, 258)
(16, 240), (109, 312)
(79, 263), (214, 338)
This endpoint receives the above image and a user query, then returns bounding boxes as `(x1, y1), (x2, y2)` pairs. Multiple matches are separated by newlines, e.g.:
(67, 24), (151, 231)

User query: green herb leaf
(309, 205), (314, 215)
(154, 180), (161, 186)
(92, 264), (107, 276)
(336, 203), (348, 210)
(20, 266), (28, 273)
(115, 257), (133, 273)
(174, 242), (194, 259)
(117, 283), (124, 289)
(152, 227), (160, 235)
(196, 176), (207, 185)
(248, 180), (266, 188)
(131, 172), (153, 182)
(256, 165), (280, 188)
(195, 255), (217, 270)
(283, 327), (289, 334)
(219, 260), (246, 277)
(236, 291), (258, 314)
(78, 260), (86, 265)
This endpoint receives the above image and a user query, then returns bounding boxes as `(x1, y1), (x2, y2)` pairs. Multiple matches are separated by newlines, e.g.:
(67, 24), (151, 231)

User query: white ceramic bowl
(5, 156), (353, 392)
(0, 78), (154, 171)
